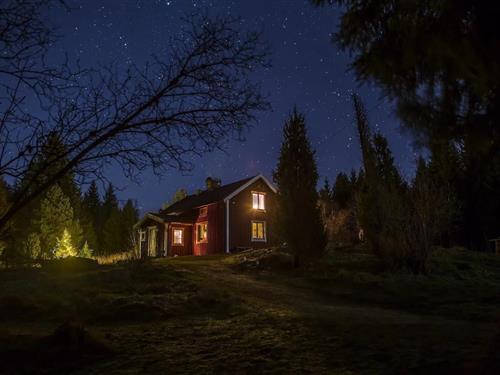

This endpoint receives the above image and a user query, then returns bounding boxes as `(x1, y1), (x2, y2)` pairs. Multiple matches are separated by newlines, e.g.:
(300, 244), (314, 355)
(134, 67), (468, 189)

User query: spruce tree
(332, 172), (353, 209)
(103, 209), (122, 254)
(12, 135), (84, 254)
(120, 199), (139, 251)
(37, 185), (81, 258)
(273, 109), (326, 266)
(82, 181), (101, 252)
(100, 184), (119, 254)
(54, 229), (77, 258)
(22, 232), (42, 260)
(102, 184), (119, 220)
(79, 241), (93, 258)
(162, 188), (188, 209)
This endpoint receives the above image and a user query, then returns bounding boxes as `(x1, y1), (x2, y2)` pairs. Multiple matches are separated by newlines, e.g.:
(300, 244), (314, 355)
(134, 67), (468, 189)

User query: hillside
(1, 248), (499, 374)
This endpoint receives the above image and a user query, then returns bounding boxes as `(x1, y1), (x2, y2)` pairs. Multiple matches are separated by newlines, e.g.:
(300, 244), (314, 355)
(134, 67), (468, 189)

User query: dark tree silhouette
(0, 1), (270, 232)
(313, 0), (500, 250)
(273, 109), (326, 266)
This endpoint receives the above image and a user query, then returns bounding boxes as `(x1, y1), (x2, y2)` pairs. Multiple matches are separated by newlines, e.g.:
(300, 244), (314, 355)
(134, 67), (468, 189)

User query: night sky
(49, 0), (417, 213)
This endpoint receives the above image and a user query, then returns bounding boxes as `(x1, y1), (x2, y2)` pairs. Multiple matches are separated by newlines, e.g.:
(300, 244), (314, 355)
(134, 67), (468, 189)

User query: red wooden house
(135, 174), (277, 257)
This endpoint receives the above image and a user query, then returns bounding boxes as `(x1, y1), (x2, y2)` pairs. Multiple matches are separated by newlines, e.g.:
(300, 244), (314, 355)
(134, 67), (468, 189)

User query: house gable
(223, 174), (277, 202)
(224, 176), (277, 253)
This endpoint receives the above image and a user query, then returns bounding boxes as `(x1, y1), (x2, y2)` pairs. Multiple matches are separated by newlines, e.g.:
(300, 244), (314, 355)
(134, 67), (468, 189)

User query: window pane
(173, 229), (183, 244)
(197, 223), (207, 242)
(252, 221), (266, 240)
(252, 193), (259, 209)
(259, 194), (265, 210)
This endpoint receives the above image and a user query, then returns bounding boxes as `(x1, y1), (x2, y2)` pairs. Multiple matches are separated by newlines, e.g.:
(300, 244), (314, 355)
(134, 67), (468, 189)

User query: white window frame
(251, 220), (267, 242)
(252, 191), (266, 210)
(172, 228), (184, 246)
(139, 230), (146, 242)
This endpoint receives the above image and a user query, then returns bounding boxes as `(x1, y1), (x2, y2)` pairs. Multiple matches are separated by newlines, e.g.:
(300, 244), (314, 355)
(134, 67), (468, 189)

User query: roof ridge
(158, 175), (258, 216)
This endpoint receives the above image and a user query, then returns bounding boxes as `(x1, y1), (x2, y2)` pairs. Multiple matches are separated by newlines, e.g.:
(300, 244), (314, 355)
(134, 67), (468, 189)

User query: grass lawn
(0, 248), (499, 374)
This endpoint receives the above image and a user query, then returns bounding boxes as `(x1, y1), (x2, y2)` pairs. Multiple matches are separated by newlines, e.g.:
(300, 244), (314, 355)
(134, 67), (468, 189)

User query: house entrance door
(148, 227), (158, 256)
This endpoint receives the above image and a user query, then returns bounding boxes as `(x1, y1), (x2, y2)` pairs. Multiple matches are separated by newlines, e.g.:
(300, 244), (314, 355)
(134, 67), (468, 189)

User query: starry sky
(48, 0), (417, 213)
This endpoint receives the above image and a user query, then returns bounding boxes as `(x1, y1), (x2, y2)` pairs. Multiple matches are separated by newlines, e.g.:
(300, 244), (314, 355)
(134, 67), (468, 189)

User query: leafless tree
(0, 1), (270, 232)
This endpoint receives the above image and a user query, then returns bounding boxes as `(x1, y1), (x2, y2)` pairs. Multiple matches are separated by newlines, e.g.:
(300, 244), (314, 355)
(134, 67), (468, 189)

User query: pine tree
(120, 199), (139, 251)
(12, 135), (84, 255)
(37, 185), (81, 258)
(102, 184), (119, 220)
(22, 232), (42, 260)
(102, 209), (122, 254)
(162, 188), (188, 209)
(332, 172), (353, 209)
(79, 241), (93, 258)
(100, 184), (119, 254)
(319, 178), (332, 201)
(273, 108), (326, 266)
(54, 229), (77, 258)
(81, 181), (101, 252)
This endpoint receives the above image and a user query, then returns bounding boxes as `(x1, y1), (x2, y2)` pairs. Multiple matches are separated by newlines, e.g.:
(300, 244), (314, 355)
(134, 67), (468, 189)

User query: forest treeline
(312, 0), (500, 255)
(0, 135), (138, 262)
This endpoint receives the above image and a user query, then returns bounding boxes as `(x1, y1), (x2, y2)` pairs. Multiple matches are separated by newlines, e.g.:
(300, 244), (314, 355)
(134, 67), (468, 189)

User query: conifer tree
(103, 209), (122, 254)
(22, 232), (42, 260)
(319, 178), (332, 201)
(79, 241), (93, 258)
(332, 172), (353, 209)
(100, 184), (119, 254)
(120, 199), (139, 251)
(273, 109), (326, 266)
(12, 135), (84, 254)
(162, 188), (188, 209)
(82, 181), (101, 252)
(37, 185), (82, 258)
(54, 229), (77, 258)
(102, 184), (119, 221)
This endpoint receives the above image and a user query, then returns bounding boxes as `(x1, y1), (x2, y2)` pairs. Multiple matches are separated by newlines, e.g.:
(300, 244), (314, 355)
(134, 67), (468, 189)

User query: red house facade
(135, 175), (277, 257)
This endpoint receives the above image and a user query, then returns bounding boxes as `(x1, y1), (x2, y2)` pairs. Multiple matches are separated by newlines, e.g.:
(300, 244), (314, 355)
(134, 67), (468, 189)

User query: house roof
(136, 174), (276, 226)
(158, 175), (256, 219)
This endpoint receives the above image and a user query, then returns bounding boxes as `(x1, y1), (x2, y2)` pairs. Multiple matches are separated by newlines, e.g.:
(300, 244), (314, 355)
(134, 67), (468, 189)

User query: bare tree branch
(0, 4), (271, 231)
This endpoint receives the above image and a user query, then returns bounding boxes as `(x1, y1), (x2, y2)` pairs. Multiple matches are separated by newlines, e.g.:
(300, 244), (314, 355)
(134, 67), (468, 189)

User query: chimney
(205, 177), (221, 190)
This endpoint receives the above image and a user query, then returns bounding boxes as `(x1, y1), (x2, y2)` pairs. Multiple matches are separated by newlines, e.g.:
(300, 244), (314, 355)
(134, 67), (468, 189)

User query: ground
(0, 248), (499, 374)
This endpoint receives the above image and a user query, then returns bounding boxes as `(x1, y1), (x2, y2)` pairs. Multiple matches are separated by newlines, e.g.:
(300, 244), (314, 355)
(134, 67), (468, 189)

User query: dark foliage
(314, 0), (500, 250)
(273, 109), (327, 266)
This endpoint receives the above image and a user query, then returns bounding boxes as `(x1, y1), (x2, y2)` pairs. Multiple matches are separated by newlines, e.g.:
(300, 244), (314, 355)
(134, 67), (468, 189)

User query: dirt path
(83, 256), (498, 374)
(166, 257), (450, 325)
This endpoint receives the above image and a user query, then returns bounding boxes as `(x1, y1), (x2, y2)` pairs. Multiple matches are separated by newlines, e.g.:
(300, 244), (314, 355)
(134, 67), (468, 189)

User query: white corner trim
(225, 199), (230, 253)
(223, 174), (277, 202)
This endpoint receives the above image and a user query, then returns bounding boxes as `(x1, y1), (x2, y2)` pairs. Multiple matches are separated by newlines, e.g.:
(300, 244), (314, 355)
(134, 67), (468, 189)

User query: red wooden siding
(168, 224), (193, 256)
(193, 203), (225, 255)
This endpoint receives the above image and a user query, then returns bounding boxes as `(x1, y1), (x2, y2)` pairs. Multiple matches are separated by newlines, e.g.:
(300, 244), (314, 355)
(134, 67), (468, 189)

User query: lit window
(199, 206), (208, 216)
(173, 228), (184, 245)
(196, 222), (208, 243)
(251, 221), (266, 242)
(252, 192), (265, 210)
(139, 230), (146, 241)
